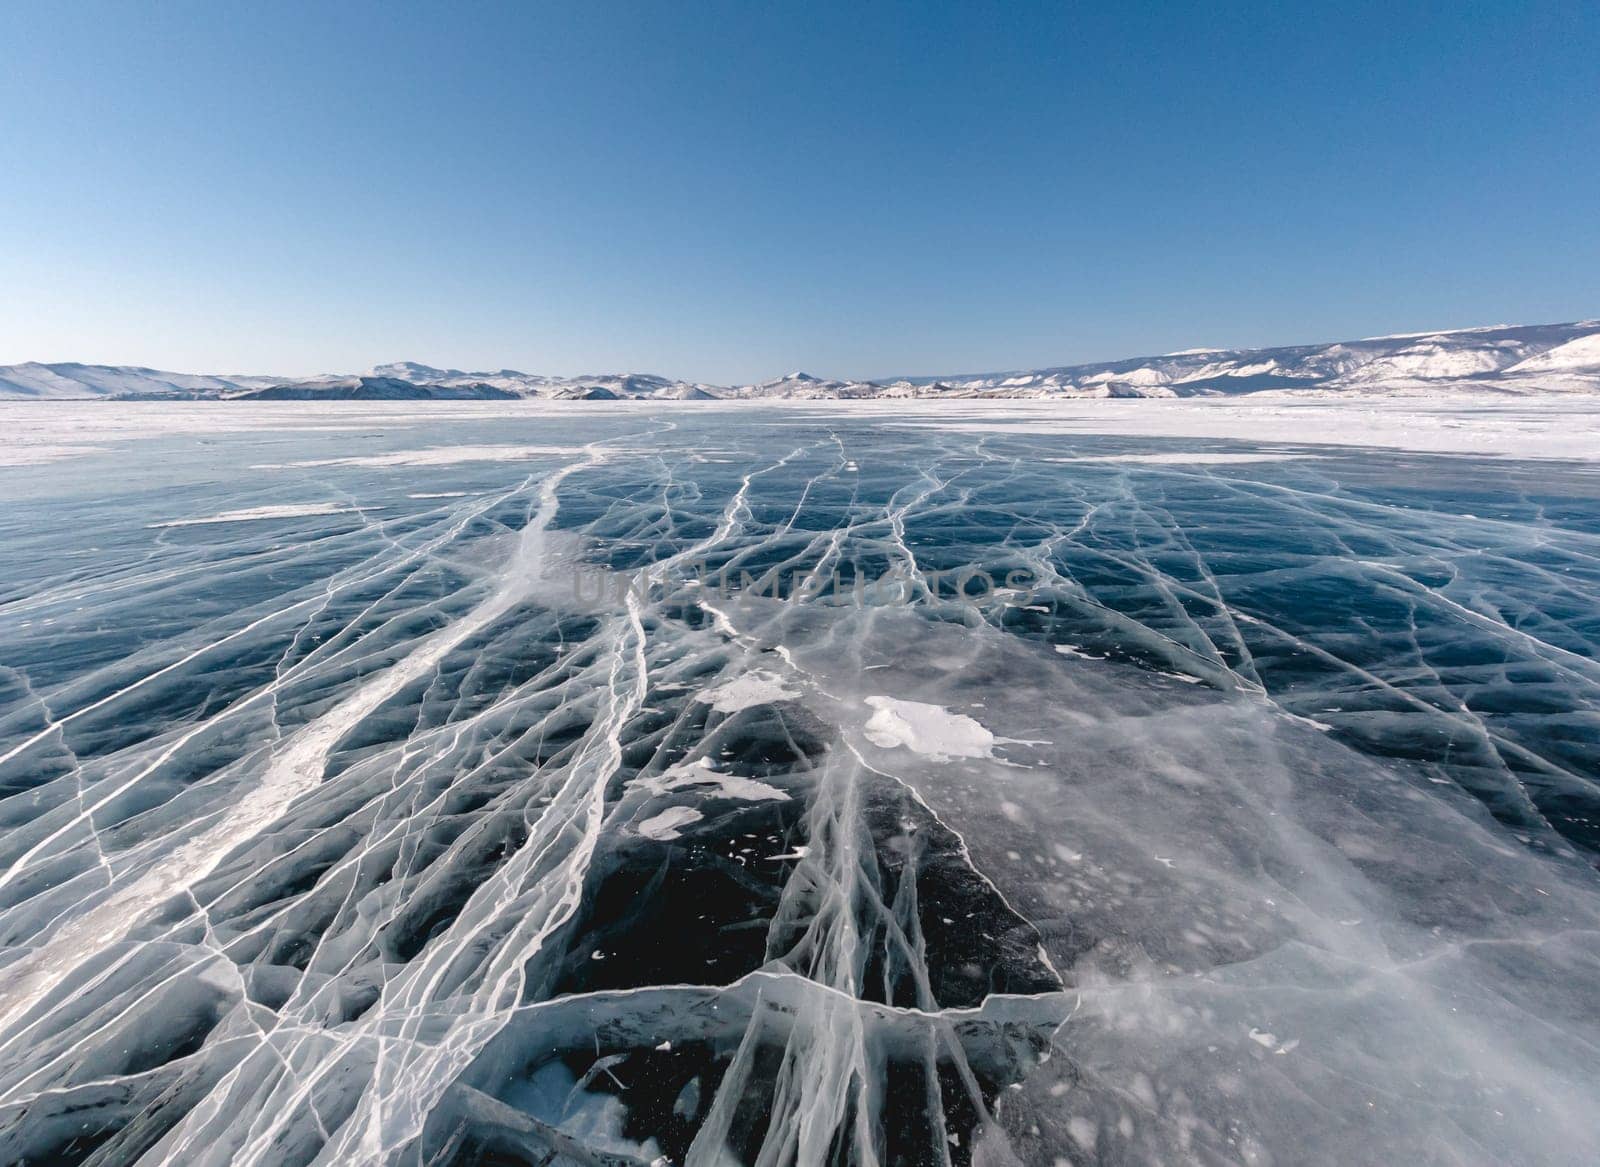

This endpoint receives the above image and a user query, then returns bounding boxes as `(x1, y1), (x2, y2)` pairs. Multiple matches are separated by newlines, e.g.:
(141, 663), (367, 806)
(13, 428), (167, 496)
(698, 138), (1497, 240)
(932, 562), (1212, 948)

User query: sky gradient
(2, 1), (1596, 382)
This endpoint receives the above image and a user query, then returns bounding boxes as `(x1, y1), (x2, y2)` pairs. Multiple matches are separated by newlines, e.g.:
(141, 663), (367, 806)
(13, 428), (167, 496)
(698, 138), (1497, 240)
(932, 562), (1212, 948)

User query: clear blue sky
(2, 1), (1596, 382)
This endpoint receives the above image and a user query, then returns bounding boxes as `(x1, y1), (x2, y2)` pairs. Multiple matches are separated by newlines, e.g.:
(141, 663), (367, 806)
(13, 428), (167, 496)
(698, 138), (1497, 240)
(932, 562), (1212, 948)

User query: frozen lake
(2, 402), (1599, 1165)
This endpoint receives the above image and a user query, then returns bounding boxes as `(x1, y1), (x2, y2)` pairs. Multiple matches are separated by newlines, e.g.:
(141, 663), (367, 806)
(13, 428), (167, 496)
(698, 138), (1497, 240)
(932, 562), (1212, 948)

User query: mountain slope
(226, 376), (519, 401)
(891, 320), (1600, 398)
(0, 363), (284, 399)
(4, 319), (1598, 401)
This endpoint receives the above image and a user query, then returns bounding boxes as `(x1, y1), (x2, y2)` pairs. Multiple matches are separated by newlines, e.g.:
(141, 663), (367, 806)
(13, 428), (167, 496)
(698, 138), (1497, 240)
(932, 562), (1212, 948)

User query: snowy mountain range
(4, 320), (1599, 402)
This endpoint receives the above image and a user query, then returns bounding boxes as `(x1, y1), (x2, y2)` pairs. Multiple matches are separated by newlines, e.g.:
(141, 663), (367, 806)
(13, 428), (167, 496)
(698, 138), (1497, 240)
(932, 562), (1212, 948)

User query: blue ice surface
(1, 407), (1597, 1166)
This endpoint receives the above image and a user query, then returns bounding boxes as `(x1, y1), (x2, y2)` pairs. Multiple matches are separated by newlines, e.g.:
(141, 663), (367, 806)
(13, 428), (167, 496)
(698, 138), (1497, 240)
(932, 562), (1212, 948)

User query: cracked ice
(1, 404), (1598, 1166)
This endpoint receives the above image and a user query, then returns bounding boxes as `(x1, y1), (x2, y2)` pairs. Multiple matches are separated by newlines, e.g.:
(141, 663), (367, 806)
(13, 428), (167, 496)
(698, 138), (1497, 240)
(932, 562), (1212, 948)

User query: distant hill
(6, 320), (1599, 401)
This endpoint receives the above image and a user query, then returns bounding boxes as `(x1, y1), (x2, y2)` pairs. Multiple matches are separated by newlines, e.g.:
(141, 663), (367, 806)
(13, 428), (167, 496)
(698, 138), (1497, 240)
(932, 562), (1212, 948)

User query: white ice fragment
(1054, 644), (1106, 660)
(1283, 711), (1335, 731)
(673, 1078), (701, 1119)
(862, 696), (998, 760)
(636, 757), (789, 803)
(1067, 1117), (1099, 1150)
(638, 806), (703, 841)
(695, 670), (800, 713)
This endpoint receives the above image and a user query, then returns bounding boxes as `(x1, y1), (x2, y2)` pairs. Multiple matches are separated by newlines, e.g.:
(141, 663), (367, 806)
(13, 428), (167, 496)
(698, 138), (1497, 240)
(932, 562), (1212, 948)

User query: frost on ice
(1, 405), (1598, 1166)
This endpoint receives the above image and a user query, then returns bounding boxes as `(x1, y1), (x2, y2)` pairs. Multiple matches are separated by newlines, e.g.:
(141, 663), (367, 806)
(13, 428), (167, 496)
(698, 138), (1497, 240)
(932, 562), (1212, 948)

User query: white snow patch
(1506, 333), (1600, 374)
(696, 671), (800, 713)
(255, 444), (587, 469)
(886, 396), (1600, 461)
(0, 444), (109, 467)
(1046, 452), (1316, 465)
(863, 696), (998, 760)
(148, 503), (363, 527)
